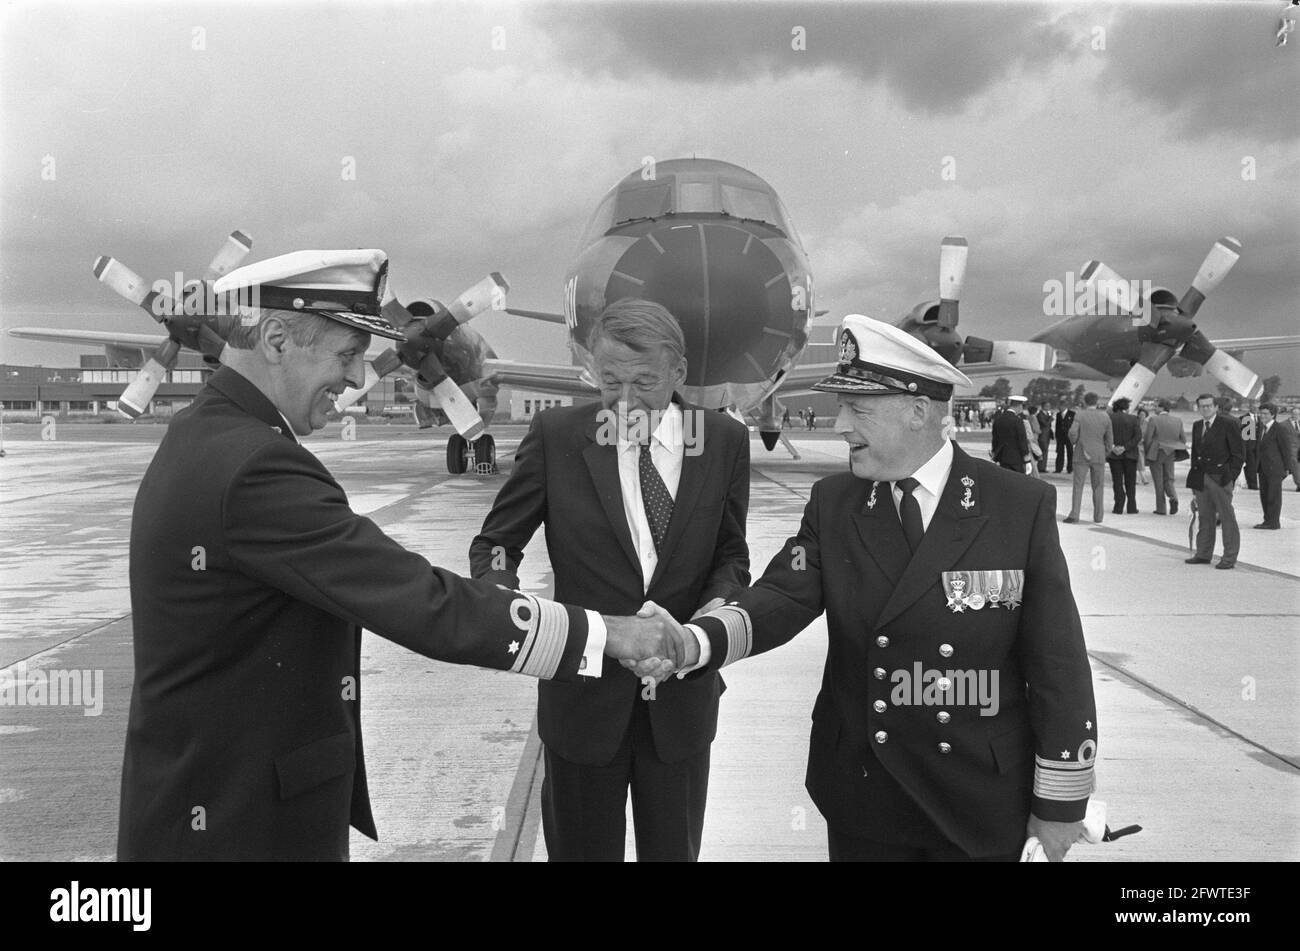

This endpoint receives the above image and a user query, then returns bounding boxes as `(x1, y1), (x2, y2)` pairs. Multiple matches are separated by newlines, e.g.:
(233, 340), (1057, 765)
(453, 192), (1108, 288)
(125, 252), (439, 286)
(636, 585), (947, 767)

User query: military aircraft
(9, 159), (1053, 471)
(1013, 239), (1298, 406)
(10, 159), (1296, 472)
(341, 159), (1059, 466)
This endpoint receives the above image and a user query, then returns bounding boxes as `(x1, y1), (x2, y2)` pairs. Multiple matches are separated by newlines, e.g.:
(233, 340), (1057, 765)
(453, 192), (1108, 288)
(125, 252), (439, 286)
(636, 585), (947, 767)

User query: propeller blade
(1178, 237), (1241, 320)
(381, 293), (418, 333)
(333, 362), (381, 413)
(446, 273), (509, 327)
(1079, 260), (1147, 324)
(424, 375), (484, 439)
(203, 230), (253, 281)
(936, 236), (967, 330)
(118, 338), (181, 418)
(1110, 340), (1181, 407)
(1179, 329), (1261, 398)
(1109, 363), (1160, 409)
(94, 255), (226, 361)
(93, 256), (175, 321)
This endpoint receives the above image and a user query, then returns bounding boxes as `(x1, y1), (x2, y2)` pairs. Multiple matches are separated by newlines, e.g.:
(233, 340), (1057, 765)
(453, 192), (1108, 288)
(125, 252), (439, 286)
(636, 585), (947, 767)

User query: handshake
(602, 600), (713, 684)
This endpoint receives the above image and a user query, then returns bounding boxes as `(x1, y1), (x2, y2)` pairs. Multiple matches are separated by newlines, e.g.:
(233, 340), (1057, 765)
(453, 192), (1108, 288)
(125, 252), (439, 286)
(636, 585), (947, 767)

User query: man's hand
(1026, 813), (1084, 862)
(630, 601), (699, 676)
(602, 601), (689, 682)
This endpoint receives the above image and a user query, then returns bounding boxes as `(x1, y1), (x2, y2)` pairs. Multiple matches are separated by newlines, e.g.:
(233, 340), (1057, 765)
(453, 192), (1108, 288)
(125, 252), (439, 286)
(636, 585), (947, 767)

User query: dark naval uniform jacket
(121, 367), (591, 861)
(469, 398), (750, 765)
(690, 443), (1097, 858)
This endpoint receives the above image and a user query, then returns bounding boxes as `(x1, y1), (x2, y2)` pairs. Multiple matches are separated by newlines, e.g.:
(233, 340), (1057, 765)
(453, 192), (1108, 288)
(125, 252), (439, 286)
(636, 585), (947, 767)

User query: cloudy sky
(2, 0), (1297, 392)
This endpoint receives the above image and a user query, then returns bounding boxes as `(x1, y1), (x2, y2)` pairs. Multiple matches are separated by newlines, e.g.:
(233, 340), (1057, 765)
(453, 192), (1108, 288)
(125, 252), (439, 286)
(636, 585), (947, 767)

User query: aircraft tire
(447, 433), (470, 474)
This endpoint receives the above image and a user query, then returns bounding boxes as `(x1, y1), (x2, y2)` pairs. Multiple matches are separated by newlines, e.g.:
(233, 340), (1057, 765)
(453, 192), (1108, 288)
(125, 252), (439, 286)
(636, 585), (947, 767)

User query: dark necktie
(639, 441), (674, 555)
(895, 477), (924, 555)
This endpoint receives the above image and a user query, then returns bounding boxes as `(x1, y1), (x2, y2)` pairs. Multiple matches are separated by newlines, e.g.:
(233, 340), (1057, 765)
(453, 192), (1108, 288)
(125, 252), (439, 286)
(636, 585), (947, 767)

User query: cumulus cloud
(529, 0), (1080, 115)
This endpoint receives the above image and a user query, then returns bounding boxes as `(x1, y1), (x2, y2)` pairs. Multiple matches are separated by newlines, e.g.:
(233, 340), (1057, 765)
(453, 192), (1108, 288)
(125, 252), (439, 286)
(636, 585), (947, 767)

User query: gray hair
(587, 298), (686, 365)
(224, 308), (334, 351)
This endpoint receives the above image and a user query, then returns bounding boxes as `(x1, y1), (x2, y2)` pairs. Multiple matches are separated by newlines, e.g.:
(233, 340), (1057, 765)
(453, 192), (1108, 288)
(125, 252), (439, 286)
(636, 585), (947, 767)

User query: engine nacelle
(897, 301), (962, 365)
(403, 298), (499, 426)
(405, 299), (496, 390)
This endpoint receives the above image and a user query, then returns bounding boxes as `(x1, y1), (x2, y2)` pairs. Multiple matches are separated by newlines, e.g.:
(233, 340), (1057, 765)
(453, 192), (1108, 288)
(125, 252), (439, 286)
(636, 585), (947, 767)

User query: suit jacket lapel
(853, 480), (909, 589)
(582, 409), (642, 577)
(874, 443), (989, 631)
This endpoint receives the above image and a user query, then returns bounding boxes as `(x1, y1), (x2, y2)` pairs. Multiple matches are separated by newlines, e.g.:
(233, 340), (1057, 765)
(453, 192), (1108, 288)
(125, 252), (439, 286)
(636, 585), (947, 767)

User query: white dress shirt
(889, 439), (954, 533)
(579, 404), (686, 679)
(618, 403), (686, 592)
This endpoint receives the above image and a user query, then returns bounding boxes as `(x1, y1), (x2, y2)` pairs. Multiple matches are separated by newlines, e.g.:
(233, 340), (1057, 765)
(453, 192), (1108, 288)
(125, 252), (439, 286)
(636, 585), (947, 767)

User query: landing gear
(473, 434), (497, 474)
(447, 433), (471, 474)
(447, 433), (497, 474)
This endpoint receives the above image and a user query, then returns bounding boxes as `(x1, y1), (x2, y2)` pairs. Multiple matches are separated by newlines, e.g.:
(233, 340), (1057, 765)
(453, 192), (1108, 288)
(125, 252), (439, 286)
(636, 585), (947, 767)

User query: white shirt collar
(618, 402), (683, 452)
(903, 439), (954, 499)
(274, 409), (299, 444)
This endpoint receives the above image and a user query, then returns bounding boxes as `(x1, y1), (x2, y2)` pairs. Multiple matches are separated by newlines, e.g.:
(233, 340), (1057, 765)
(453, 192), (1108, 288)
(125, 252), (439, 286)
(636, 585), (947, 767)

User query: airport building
(0, 358), (571, 423)
(0, 355), (207, 417)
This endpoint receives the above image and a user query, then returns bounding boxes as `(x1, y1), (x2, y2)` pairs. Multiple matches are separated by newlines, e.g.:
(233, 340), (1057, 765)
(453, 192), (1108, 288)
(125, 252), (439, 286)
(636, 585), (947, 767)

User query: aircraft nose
(604, 222), (807, 389)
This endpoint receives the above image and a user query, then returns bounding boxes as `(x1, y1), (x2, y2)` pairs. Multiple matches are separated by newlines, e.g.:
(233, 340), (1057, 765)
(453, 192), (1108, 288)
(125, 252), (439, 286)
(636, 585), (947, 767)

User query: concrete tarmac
(1, 422), (1296, 861)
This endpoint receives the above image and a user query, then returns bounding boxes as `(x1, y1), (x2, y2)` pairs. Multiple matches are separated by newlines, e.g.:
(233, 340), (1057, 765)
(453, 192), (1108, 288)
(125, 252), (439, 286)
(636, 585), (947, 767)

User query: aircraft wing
(7, 327), (165, 349)
(1208, 335), (1300, 353)
(479, 358), (599, 397)
(504, 307), (568, 325)
(956, 358), (1112, 382)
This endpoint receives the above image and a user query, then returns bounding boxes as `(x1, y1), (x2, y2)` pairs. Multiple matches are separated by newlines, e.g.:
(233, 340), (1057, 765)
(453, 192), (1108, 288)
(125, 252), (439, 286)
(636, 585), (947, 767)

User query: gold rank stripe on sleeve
(704, 604), (753, 667)
(508, 594), (569, 680)
(1033, 755), (1097, 802)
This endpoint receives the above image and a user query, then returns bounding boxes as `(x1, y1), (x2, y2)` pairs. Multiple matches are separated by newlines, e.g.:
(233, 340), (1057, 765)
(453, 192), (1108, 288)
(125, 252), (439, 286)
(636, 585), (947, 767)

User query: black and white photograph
(1, 0), (1296, 907)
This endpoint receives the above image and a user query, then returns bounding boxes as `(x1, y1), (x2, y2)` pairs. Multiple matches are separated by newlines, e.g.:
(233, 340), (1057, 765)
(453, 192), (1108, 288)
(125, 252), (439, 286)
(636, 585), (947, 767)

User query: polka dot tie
(895, 477), (924, 555)
(639, 440), (674, 555)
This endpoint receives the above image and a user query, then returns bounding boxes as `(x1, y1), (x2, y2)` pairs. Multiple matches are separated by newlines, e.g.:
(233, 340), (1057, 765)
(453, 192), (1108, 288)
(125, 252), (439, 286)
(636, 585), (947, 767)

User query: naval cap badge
(838, 329), (858, 366)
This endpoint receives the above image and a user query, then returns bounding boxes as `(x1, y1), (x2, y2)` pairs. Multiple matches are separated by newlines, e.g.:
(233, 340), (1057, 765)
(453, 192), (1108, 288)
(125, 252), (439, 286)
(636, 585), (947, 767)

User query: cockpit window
(578, 191), (618, 247)
(720, 183), (780, 229)
(677, 180), (716, 213)
(613, 182), (672, 223)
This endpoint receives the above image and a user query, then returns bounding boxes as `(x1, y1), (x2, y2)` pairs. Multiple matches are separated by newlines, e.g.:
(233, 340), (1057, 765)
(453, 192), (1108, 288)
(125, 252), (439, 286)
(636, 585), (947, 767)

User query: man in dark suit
(1185, 394), (1244, 569)
(1291, 408), (1300, 489)
(1255, 403), (1296, 529)
(990, 399), (1030, 472)
(1106, 397), (1141, 514)
(1239, 405), (1259, 491)
(1054, 402), (1076, 473)
(636, 316), (1097, 862)
(1034, 404), (1053, 473)
(120, 252), (675, 861)
(470, 298), (750, 861)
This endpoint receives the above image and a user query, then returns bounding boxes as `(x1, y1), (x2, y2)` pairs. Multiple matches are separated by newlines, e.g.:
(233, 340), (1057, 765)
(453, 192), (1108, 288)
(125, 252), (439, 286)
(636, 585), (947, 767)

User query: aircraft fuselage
(561, 159), (813, 412)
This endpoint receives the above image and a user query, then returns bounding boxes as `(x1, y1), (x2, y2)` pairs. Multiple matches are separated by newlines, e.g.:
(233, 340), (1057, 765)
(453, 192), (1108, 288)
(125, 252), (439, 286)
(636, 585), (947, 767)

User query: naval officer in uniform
(636, 315), (1098, 861)
(121, 249), (679, 861)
